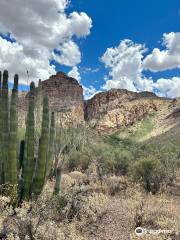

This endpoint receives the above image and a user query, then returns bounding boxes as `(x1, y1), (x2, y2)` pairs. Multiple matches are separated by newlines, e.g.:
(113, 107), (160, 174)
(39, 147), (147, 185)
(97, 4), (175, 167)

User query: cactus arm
(22, 82), (35, 199)
(32, 95), (49, 197)
(2, 70), (9, 183)
(8, 74), (19, 185)
(46, 112), (55, 177)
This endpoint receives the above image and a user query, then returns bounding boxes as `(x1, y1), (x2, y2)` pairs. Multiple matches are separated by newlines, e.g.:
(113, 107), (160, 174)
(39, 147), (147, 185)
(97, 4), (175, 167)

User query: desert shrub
(113, 149), (134, 175)
(69, 171), (88, 186)
(67, 150), (91, 172)
(0, 176), (109, 240)
(105, 175), (128, 195)
(127, 192), (180, 239)
(130, 156), (165, 193)
(79, 192), (109, 224)
(136, 140), (180, 185)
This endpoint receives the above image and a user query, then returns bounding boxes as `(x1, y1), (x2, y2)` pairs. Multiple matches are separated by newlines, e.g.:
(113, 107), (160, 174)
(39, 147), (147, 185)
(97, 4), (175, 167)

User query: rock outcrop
(18, 72), (173, 132)
(84, 89), (168, 131)
(18, 72), (84, 127)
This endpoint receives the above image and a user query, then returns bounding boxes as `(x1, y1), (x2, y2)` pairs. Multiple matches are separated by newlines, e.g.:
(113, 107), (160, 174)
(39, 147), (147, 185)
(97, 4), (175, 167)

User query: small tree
(53, 110), (87, 194)
(131, 156), (164, 193)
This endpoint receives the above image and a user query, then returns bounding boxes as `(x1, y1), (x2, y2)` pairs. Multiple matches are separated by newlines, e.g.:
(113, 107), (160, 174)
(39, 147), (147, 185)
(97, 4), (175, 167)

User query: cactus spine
(32, 95), (49, 197)
(8, 74), (19, 185)
(46, 112), (55, 177)
(22, 82), (35, 199)
(2, 70), (9, 183)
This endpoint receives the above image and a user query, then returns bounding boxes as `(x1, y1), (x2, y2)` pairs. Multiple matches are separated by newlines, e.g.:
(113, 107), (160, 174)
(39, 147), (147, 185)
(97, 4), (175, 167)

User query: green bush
(130, 156), (164, 193)
(67, 150), (91, 172)
(113, 149), (133, 175)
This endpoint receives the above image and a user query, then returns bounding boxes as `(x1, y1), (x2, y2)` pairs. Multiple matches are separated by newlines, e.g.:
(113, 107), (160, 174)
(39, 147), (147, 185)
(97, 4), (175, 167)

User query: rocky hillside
(18, 72), (179, 133)
(84, 89), (176, 132)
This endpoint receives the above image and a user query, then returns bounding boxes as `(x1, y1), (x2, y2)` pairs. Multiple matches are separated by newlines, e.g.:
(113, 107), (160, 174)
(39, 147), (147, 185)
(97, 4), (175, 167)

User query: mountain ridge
(18, 72), (179, 134)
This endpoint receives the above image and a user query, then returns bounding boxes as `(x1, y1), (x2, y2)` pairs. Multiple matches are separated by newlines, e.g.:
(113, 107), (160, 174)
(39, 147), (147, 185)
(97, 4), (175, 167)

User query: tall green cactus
(32, 95), (50, 197)
(22, 82), (35, 199)
(0, 71), (2, 184)
(0, 70), (57, 201)
(8, 74), (19, 185)
(46, 112), (55, 177)
(34, 79), (43, 157)
(2, 70), (9, 183)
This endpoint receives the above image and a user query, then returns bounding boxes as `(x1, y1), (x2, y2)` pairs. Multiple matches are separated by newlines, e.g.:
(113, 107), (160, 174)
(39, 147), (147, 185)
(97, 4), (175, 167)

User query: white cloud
(68, 67), (99, 99)
(101, 39), (153, 92)
(83, 85), (99, 100)
(154, 77), (180, 98)
(68, 66), (81, 82)
(53, 40), (81, 67)
(101, 36), (180, 98)
(0, 37), (56, 85)
(82, 67), (99, 73)
(143, 32), (180, 72)
(0, 0), (92, 83)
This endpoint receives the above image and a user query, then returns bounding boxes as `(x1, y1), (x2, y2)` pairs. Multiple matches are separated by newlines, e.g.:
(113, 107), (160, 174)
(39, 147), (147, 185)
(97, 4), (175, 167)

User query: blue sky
(0, 0), (179, 98)
(52, 1), (178, 87)
(63, 0), (180, 94)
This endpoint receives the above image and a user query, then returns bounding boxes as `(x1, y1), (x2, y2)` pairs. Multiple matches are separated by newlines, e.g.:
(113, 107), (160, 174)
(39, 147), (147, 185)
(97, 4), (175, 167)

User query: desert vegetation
(0, 70), (180, 239)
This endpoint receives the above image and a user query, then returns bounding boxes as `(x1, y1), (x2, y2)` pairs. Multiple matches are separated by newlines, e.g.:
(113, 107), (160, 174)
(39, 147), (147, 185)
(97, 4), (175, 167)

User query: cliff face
(84, 89), (169, 131)
(18, 72), (84, 127)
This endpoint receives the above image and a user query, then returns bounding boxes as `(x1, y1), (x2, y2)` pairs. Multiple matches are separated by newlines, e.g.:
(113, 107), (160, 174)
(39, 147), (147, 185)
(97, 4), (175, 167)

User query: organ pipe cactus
(22, 82), (35, 199)
(32, 95), (50, 197)
(0, 71), (2, 184)
(2, 70), (9, 183)
(46, 112), (55, 177)
(8, 74), (19, 184)
(0, 70), (57, 202)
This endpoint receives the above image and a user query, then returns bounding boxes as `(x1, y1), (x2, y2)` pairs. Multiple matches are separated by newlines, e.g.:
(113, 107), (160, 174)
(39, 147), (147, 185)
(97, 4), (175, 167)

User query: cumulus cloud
(0, 37), (56, 85)
(68, 66), (81, 82)
(101, 39), (153, 92)
(143, 32), (180, 72)
(53, 40), (81, 67)
(154, 77), (180, 98)
(101, 36), (180, 98)
(0, 0), (92, 83)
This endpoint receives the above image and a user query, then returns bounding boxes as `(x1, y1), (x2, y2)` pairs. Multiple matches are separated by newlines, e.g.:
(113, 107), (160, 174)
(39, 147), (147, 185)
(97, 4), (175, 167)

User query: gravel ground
(89, 197), (133, 240)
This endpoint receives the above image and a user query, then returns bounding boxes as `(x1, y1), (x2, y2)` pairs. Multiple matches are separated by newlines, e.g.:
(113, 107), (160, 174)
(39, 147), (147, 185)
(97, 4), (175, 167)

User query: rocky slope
(84, 89), (174, 132)
(18, 72), (179, 132)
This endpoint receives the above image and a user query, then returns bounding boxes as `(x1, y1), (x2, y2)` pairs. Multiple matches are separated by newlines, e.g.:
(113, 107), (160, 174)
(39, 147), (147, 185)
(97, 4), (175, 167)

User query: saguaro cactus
(22, 82), (35, 199)
(2, 70), (9, 183)
(32, 95), (50, 197)
(8, 74), (19, 184)
(46, 112), (55, 177)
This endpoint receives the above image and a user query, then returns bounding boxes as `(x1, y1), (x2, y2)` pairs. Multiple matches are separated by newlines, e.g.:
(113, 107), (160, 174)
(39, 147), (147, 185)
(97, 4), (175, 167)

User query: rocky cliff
(18, 72), (84, 127)
(18, 72), (175, 132)
(84, 89), (170, 131)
